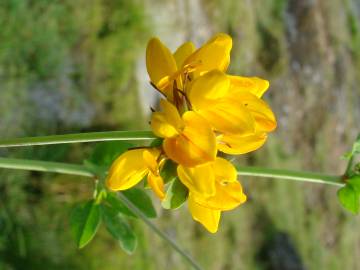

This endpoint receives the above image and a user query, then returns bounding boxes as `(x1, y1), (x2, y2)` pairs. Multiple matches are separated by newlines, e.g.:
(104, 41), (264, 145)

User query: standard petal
(197, 100), (255, 134)
(188, 70), (230, 110)
(188, 195), (221, 233)
(177, 163), (215, 197)
(229, 92), (277, 132)
(150, 99), (183, 138)
(146, 38), (177, 88)
(106, 149), (150, 191)
(147, 173), (165, 200)
(217, 132), (267, 155)
(173, 41), (196, 69)
(160, 99), (184, 130)
(183, 33), (232, 75)
(163, 112), (217, 167)
(229, 75), (269, 98)
(192, 181), (246, 211)
(151, 112), (179, 138)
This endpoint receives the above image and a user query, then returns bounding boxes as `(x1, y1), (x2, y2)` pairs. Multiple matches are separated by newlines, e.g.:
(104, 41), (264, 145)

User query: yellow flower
(217, 76), (277, 154)
(151, 99), (217, 167)
(178, 158), (246, 233)
(106, 148), (166, 200)
(187, 70), (255, 134)
(106, 33), (277, 233)
(187, 70), (276, 154)
(146, 33), (232, 101)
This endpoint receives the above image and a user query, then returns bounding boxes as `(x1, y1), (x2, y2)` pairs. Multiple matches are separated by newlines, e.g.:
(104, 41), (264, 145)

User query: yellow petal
(173, 41), (196, 69)
(217, 132), (267, 155)
(150, 99), (184, 138)
(163, 111), (217, 167)
(146, 38), (177, 91)
(177, 163), (215, 197)
(213, 157), (237, 183)
(147, 173), (165, 200)
(189, 158), (246, 211)
(193, 181), (246, 211)
(183, 33), (232, 75)
(160, 99), (184, 130)
(106, 149), (156, 191)
(188, 195), (221, 233)
(151, 112), (179, 138)
(188, 70), (230, 110)
(229, 92), (277, 132)
(143, 149), (159, 174)
(197, 100), (255, 134)
(229, 75), (269, 98)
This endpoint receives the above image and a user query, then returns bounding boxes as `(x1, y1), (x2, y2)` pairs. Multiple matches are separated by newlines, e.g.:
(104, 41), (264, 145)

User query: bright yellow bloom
(216, 78), (277, 154)
(187, 70), (276, 154)
(228, 75), (270, 98)
(106, 33), (277, 234)
(187, 70), (255, 134)
(106, 148), (166, 200)
(178, 158), (246, 233)
(151, 99), (217, 167)
(146, 33), (232, 101)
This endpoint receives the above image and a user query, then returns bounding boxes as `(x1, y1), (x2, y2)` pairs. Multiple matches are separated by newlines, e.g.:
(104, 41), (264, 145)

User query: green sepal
(161, 178), (188, 210)
(160, 159), (178, 184)
(149, 138), (163, 147)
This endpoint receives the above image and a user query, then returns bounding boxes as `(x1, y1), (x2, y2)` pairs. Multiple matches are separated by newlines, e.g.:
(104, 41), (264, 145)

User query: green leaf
(106, 188), (157, 218)
(101, 204), (137, 254)
(162, 178), (188, 209)
(106, 193), (136, 218)
(88, 141), (134, 167)
(70, 200), (101, 248)
(348, 175), (360, 192)
(160, 160), (177, 184)
(122, 188), (157, 218)
(337, 185), (359, 214)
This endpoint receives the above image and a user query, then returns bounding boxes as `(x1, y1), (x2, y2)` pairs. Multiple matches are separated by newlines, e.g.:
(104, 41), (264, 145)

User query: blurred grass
(1, 0), (360, 269)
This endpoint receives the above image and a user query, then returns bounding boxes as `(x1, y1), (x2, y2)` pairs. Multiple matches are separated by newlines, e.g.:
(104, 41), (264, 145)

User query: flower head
(106, 33), (277, 233)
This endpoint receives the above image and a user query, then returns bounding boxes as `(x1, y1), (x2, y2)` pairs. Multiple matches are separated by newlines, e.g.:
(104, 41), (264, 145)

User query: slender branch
(0, 157), (201, 269)
(0, 131), (156, 147)
(0, 157), (344, 268)
(117, 193), (202, 270)
(237, 166), (343, 187)
(0, 157), (94, 177)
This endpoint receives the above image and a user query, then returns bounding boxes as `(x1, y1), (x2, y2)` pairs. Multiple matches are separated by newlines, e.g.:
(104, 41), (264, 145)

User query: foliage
(337, 135), (360, 213)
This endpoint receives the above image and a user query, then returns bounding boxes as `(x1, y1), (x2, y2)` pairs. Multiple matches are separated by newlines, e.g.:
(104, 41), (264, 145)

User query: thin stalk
(0, 157), (201, 270)
(0, 157), (94, 177)
(117, 193), (202, 270)
(237, 166), (343, 187)
(0, 131), (156, 147)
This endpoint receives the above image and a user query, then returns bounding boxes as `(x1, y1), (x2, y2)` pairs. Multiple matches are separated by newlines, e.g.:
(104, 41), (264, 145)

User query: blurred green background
(1, 0), (360, 269)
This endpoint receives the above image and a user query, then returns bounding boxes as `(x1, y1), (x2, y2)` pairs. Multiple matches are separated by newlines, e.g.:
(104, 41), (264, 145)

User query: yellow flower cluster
(106, 34), (276, 233)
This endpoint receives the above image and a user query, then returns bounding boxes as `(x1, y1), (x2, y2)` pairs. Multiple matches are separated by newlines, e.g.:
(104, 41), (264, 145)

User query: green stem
(0, 131), (156, 147)
(0, 157), (344, 269)
(117, 193), (202, 270)
(0, 157), (94, 177)
(0, 157), (201, 269)
(236, 166), (343, 187)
